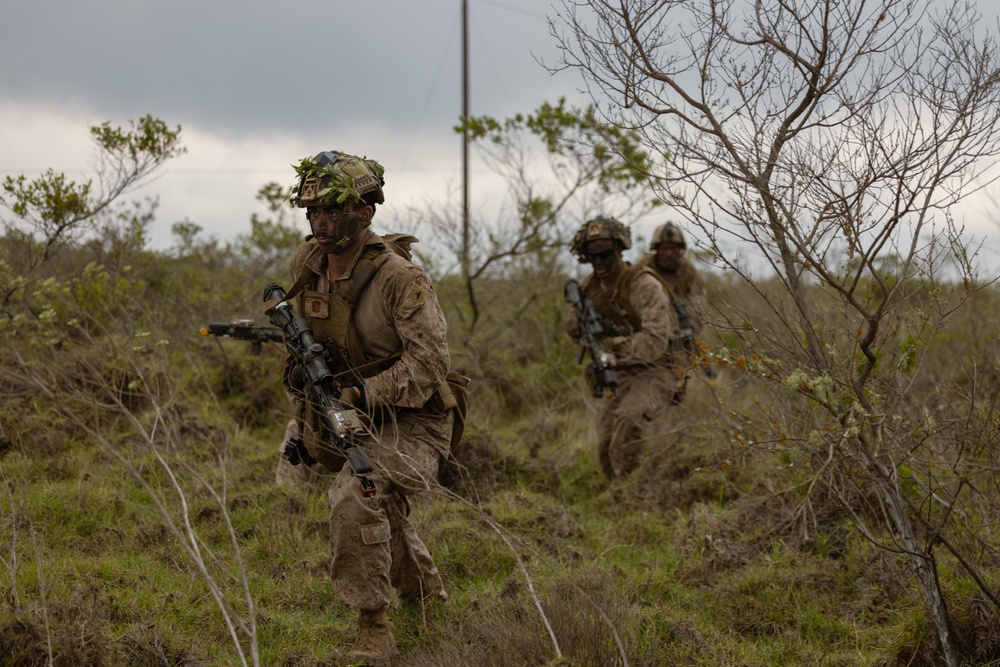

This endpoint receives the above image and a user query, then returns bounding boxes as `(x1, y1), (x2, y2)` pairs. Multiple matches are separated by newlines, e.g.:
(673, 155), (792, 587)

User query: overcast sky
(0, 0), (592, 252)
(2, 0), (998, 271)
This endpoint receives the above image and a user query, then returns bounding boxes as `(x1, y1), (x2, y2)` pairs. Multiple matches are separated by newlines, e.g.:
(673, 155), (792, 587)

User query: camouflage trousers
(286, 409), (452, 611)
(596, 364), (679, 479)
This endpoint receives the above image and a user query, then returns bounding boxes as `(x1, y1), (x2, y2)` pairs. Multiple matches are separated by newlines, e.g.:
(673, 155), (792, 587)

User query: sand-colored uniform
(634, 254), (705, 335)
(635, 253), (707, 396)
(568, 265), (681, 479)
(283, 232), (453, 611)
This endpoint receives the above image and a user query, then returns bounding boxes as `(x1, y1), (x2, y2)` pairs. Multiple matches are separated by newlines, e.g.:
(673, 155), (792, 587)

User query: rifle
(671, 300), (716, 380)
(672, 302), (696, 353)
(262, 282), (377, 498)
(564, 279), (617, 399)
(200, 320), (284, 355)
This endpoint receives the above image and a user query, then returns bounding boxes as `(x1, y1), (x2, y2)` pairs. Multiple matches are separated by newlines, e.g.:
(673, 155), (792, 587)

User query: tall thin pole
(461, 0), (480, 327)
(461, 0), (470, 283)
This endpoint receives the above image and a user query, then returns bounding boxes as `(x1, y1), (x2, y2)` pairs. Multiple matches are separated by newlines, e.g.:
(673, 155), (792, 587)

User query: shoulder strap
(382, 233), (418, 261)
(262, 241), (323, 316)
(338, 245), (391, 305)
(285, 242), (324, 302)
(336, 232), (419, 304)
(627, 264), (665, 290)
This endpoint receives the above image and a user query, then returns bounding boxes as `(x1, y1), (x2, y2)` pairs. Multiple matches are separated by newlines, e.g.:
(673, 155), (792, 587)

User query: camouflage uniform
(634, 253), (705, 336)
(284, 232), (452, 611)
(567, 216), (681, 479)
(636, 221), (708, 396)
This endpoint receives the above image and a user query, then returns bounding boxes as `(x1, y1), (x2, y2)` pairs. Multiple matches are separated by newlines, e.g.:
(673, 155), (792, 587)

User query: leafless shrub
(552, 1), (1000, 662)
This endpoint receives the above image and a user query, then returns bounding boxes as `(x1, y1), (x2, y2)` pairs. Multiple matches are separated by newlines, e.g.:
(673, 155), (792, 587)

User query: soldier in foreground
(566, 216), (682, 480)
(276, 150), (460, 663)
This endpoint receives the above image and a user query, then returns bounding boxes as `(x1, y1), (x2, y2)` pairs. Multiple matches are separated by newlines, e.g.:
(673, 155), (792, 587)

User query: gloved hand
(338, 384), (365, 408)
(603, 336), (626, 349)
(282, 434), (317, 467)
(599, 337), (621, 368)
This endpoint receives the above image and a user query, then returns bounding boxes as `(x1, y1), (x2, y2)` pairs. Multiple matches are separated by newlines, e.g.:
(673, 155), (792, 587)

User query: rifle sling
(333, 353), (403, 383)
(262, 243), (326, 316)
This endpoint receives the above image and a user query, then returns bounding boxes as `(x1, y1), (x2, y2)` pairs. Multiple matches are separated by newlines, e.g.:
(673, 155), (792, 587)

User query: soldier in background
(566, 216), (682, 480)
(635, 221), (705, 336)
(635, 221), (709, 393)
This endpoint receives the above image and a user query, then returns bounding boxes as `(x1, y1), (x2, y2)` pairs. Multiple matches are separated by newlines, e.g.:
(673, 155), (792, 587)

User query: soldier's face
(655, 243), (681, 273)
(307, 203), (371, 254)
(585, 240), (621, 279)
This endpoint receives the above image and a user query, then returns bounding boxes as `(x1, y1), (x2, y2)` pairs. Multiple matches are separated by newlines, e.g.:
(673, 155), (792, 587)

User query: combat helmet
(570, 215), (632, 263)
(649, 221), (687, 251)
(291, 150), (386, 208)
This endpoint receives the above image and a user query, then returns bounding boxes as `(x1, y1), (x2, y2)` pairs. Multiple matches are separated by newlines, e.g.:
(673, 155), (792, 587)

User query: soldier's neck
(325, 232), (370, 282)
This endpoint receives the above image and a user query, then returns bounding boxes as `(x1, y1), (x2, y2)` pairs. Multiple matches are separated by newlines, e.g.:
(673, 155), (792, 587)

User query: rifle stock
(262, 283), (377, 498)
(565, 279), (617, 398)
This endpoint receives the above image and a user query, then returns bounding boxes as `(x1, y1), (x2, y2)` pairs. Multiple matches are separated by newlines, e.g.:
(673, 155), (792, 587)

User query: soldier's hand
(338, 385), (364, 408)
(603, 336), (626, 351)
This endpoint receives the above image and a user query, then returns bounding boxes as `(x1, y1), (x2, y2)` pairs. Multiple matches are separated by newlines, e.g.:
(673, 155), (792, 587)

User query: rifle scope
(263, 283), (333, 387)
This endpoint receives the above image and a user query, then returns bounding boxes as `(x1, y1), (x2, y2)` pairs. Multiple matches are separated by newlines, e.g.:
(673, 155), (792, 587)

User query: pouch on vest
(441, 371), (470, 451)
(426, 371), (470, 451)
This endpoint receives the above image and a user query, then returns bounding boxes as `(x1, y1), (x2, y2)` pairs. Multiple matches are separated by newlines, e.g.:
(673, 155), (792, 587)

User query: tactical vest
(282, 234), (412, 379)
(581, 264), (660, 336)
(284, 233), (469, 449)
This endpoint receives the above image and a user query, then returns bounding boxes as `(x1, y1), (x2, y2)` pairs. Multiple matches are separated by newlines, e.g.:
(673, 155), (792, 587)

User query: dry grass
(2, 236), (999, 666)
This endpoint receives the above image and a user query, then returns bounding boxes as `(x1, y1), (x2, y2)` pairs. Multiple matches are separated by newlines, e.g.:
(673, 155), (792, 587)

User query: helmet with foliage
(291, 150), (386, 207)
(570, 215), (632, 263)
(649, 221), (687, 251)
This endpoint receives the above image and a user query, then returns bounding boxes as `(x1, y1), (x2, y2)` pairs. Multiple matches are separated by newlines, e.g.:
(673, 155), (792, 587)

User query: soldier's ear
(356, 204), (374, 224)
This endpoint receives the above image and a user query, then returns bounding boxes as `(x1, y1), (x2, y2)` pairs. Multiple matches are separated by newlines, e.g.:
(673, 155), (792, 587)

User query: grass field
(1, 238), (999, 666)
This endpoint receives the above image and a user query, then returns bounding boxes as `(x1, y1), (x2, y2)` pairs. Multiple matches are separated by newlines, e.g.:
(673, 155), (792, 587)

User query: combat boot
(348, 606), (397, 664)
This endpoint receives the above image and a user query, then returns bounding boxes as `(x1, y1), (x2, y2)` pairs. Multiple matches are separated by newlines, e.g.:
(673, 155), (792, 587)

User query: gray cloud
(12, 1), (989, 265)
(1, 1), (587, 249)
(0, 1), (566, 138)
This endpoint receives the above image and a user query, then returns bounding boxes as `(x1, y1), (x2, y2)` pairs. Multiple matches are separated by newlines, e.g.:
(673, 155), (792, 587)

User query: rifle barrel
(565, 279), (618, 398)
(200, 321), (284, 343)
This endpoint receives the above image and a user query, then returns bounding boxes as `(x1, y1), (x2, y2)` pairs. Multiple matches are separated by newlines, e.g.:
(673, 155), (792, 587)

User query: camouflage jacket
(286, 232), (450, 410)
(634, 253), (705, 335)
(567, 264), (678, 367)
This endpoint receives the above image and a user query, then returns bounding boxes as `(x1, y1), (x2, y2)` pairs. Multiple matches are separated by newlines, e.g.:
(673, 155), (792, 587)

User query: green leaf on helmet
(293, 153), (383, 205)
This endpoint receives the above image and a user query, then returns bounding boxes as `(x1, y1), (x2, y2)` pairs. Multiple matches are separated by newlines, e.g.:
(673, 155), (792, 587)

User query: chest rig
(582, 264), (656, 337)
(282, 234), (469, 452)
(292, 237), (406, 383)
